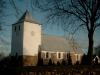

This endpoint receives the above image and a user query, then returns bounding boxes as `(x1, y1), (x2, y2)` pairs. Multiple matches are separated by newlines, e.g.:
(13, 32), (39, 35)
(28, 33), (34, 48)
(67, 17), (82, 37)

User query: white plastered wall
(23, 21), (41, 56)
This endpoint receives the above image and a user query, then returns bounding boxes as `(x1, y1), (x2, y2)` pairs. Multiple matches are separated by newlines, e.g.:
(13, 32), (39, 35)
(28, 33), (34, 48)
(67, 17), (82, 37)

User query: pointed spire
(18, 10), (40, 24)
(20, 10), (29, 20)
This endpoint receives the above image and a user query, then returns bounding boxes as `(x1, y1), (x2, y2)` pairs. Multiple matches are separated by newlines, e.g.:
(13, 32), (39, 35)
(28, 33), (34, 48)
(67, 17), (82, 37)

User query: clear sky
(0, 0), (100, 56)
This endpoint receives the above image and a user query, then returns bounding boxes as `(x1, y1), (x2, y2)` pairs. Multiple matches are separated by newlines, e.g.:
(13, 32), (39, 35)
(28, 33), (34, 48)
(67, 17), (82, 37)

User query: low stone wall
(10, 55), (38, 66)
(23, 55), (38, 66)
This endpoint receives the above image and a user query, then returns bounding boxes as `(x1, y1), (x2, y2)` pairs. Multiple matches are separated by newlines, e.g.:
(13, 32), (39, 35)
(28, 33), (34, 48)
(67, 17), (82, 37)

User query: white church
(11, 11), (83, 66)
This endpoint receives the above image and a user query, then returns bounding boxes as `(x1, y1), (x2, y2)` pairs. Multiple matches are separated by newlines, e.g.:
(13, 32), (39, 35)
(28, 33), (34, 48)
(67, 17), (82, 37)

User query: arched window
(58, 53), (61, 58)
(77, 54), (78, 61)
(46, 52), (49, 58)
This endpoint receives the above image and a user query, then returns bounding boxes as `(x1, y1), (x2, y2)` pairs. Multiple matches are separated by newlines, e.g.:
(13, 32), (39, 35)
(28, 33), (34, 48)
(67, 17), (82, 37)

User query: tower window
(14, 26), (16, 32)
(19, 25), (20, 30)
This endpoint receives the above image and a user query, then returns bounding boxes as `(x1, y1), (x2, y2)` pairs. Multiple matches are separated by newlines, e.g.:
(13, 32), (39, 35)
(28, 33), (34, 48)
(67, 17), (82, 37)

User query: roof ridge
(42, 33), (65, 38)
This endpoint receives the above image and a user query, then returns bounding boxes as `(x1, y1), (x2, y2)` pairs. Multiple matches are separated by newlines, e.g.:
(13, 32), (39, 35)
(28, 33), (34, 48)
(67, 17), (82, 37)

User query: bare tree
(0, 0), (19, 31)
(0, 0), (6, 30)
(32, 0), (100, 64)
(8, 0), (23, 18)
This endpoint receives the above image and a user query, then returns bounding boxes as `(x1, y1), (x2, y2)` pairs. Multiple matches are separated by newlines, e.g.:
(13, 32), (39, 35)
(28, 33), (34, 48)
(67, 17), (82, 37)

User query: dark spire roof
(18, 10), (40, 24)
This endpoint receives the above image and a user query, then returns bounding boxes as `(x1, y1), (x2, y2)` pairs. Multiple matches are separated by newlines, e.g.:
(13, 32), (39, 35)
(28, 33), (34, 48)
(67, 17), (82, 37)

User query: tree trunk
(87, 30), (94, 64)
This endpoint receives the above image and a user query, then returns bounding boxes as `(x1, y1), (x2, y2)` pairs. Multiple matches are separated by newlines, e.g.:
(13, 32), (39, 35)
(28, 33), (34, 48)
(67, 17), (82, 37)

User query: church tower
(11, 11), (41, 66)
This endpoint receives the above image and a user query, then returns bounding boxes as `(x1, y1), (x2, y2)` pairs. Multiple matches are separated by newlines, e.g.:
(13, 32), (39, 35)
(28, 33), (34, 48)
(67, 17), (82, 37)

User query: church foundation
(22, 55), (38, 66)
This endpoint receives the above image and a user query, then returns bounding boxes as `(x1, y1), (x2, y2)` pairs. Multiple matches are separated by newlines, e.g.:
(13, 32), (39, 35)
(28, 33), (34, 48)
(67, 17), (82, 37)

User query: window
(58, 53), (61, 58)
(14, 26), (16, 32)
(76, 54), (78, 61)
(46, 52), (49, 58)
(19, 25), (20, 30)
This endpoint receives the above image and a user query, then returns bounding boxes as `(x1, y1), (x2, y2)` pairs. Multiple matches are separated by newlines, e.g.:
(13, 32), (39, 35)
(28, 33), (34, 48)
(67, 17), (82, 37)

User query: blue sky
(0, 0), (100, 56)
